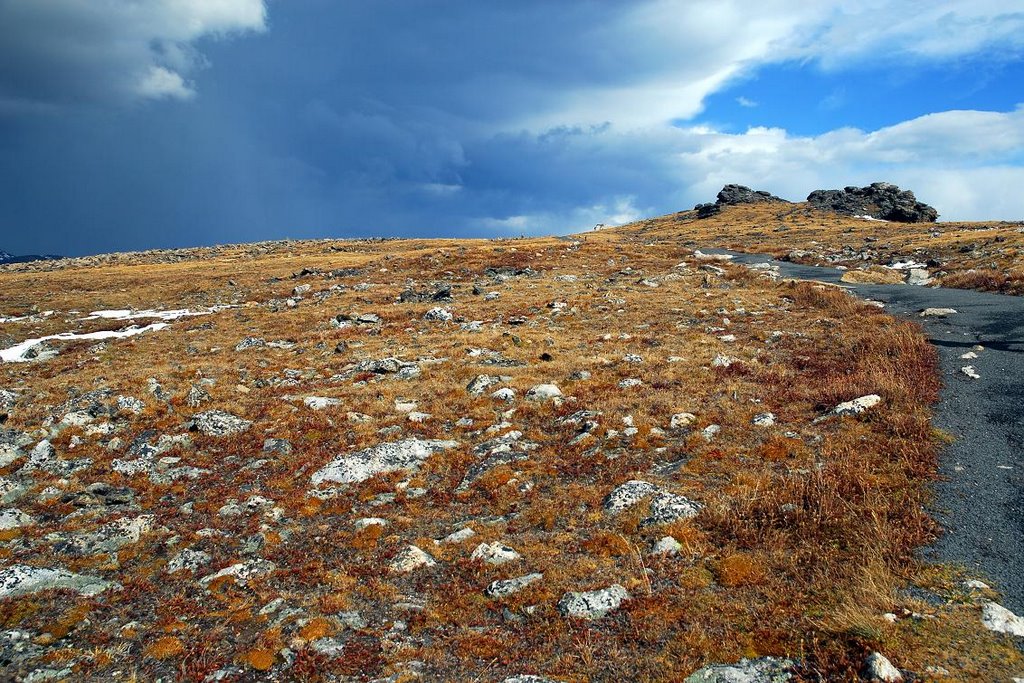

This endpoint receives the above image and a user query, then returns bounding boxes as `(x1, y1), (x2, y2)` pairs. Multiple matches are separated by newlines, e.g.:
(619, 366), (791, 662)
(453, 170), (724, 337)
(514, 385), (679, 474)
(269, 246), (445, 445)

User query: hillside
(0, 224), (1022, 682)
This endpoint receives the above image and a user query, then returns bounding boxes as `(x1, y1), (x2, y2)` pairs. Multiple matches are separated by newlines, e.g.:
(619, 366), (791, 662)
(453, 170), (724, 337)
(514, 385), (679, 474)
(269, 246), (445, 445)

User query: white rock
(354, 517), (389, 530)
(0, 565), (118, 599)
(423, 307), (454, 322)
(407, 411), (432, 423)
(652, 536), (682, 555)
(200, 559), (276, 586)
(960, 351), (978, 360)
(471, 541), (521, 565)
(491, 388), (516, 402)
(961, 366), (980, 379)
(438, 527), (476, 544)
(702, 424), (721, 442)
(752, 412), (776, 427)
(526, 384), (562, 401)
(711, 353), (734, 368)
(394, 399), (417, 413)
(920, 308), (957, 317)
(618, 378), (642, 388)
(390, 545), (437, 573)
(0, 508), (34, 530)
(304, 396), (342, 411)
(670, 413), (697, 429)
(982, 601), (1024, 637)
(557, 584), (629, 619)
(486, 573), (544, 599)
(864, 652), (903, 682)
(833, 394), (882, 416)
(311, 438), (460, 485)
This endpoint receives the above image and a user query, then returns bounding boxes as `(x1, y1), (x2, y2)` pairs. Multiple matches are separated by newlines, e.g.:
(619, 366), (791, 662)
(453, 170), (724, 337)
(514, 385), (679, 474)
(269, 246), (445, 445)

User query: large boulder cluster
(806, 182), (938, 222)
(695, 184), (790, 218)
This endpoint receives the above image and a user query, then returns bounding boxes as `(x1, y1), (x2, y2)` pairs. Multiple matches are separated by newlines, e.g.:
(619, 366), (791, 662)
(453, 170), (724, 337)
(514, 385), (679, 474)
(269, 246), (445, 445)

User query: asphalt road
(708, 249), (1024, 612)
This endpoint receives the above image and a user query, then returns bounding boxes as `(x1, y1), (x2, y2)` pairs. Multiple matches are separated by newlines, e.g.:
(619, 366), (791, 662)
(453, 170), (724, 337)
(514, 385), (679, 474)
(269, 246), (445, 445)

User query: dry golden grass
(0, 225), (1020, 681)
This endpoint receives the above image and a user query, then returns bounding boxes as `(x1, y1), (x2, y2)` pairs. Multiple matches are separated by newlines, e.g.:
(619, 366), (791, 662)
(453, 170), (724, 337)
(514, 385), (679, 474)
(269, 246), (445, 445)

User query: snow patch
(0, 324), (168, 363)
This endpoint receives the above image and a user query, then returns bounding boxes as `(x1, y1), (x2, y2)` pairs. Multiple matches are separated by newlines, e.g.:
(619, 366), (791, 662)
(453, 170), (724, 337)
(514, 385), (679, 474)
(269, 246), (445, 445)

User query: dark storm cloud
(1, 1), (1023, 256)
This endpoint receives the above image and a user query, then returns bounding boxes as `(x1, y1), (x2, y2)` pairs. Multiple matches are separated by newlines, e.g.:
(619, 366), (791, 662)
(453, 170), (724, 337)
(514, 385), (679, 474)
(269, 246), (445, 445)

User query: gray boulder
(557, 584), (629, 619)
(0, 564), (119, 599)
(190, 411), (251, 437)
(685, 657), (794, 682)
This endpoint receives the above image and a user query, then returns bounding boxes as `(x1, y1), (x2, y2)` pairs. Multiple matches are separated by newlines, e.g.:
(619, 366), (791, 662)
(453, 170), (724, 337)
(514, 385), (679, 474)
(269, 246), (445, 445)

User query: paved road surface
(707, 249), (1024, 612)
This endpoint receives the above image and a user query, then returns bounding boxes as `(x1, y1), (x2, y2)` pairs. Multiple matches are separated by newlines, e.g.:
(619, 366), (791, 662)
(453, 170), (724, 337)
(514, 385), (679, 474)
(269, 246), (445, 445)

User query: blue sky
(1, 1), (1023, 256)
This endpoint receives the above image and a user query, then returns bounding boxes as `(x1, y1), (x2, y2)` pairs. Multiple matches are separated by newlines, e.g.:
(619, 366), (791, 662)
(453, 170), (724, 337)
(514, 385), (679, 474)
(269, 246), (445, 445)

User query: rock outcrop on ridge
(694, 184), (790, 218)
(806, 182), (938, 223)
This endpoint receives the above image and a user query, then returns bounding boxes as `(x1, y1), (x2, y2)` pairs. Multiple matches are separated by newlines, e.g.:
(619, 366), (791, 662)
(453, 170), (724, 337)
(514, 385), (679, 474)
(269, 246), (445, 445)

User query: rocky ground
(1, 227), (1022, 681)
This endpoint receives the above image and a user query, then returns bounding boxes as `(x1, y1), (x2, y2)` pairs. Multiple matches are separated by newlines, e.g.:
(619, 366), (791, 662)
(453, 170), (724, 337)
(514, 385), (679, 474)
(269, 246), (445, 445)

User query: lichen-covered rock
(685, 657), (794, 682)
(200, 559), (276, 586)
(467, 375), (503, 395)
(485, 573), (543, 599)
(311, 438), (460, 485)
(166, 548), (213, 574)
(603, 480), (658, 513)
(50, 515), (154, 556)
(470, 542), (521, 566)
(0, 508), (34, 530)
(0, 564), (119, 599)
(190, 410), (251, 437)
(557, 584), (629, 619)
(604, 481), (702, 525)
(390, 545), (437, 573)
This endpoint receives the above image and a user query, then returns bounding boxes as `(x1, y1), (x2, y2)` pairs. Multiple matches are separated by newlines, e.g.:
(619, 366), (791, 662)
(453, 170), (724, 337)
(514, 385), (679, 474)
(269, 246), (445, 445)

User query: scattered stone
(526, 384), (562, 401)
(311, 438), (460, 485)
(711, 353), (734, 368)
(0, 508), (34, 530)
(438, 527), (476, 544)
(116, 395), (145, 414)
(190, 411), (252, 437)
(304, 396), (343, 411)
(752, 412), (776, 427)
(670, 413), (697, 430)
(492, 387), (516, 402)
(863, 652), (903, 682)
(263, 438), (293, 456)
(685, 657), (794, 683)
(652, 536), (682, 555)
(604, 481), (701, 525)
(981, 601), (1024, 637)
(423, 307), (454, 322)
(961, 366), (980, 380)
(832, 395), (882, 416)
(166, 549), (213, 574)
(618, 378), (642, 388)
(0, 565), (118, 599)
(906, 268), (932, 286)
(471, 542), (521, 565)
(185, 384), (211, 408)
(557, 584), (629, 619)
(486, 573), (543, 599)
(467, 375), (503, 395)
(390, 545), (437, 573)
(920, 308), (957, 318)
(234, 337), (266, 352)
(200, 559), (276, 586)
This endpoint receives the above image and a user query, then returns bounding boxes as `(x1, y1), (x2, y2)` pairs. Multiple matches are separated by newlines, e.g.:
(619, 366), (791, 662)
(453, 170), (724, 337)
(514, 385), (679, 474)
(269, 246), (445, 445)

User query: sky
(1, 1), (1023, 257)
